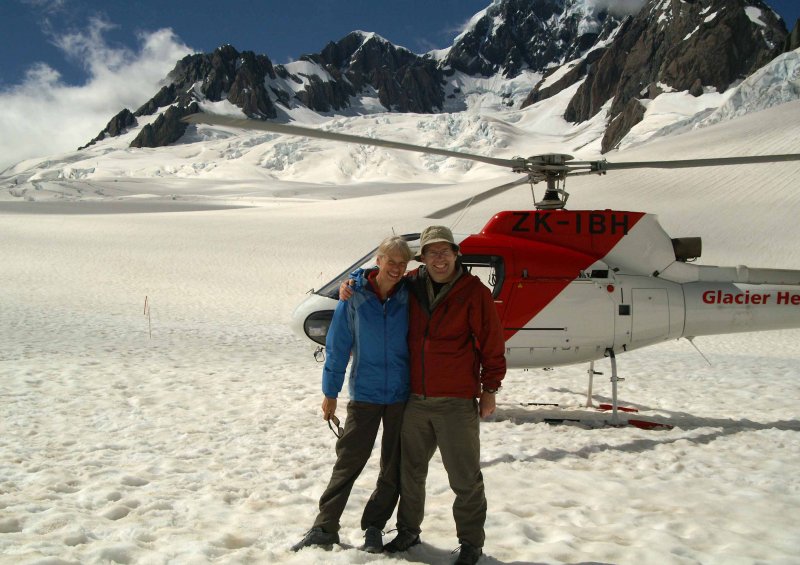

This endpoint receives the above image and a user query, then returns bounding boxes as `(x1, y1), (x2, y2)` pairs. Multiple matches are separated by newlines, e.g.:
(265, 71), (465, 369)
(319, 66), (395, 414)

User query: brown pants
(313, 400), (405, 533)
(396, 395), (486, 547)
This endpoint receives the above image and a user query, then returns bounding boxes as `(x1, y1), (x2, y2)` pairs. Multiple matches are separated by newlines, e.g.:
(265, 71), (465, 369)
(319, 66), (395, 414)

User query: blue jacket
(322, 268), (410, 404)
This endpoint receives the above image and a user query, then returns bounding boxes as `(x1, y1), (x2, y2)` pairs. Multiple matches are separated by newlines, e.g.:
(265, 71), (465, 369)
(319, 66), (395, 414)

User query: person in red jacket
(383, 225), (506, 565)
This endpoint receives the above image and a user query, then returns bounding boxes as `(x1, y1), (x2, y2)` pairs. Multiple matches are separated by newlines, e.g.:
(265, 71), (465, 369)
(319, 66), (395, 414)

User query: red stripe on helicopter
(460, 210), (646, 340)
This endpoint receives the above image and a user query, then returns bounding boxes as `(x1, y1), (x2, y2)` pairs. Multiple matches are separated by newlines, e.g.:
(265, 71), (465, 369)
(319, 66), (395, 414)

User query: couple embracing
(292, 226), (506, 565)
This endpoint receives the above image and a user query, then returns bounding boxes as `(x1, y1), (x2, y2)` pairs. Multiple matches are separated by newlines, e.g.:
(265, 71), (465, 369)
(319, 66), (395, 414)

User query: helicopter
(183, 113), (800, 423)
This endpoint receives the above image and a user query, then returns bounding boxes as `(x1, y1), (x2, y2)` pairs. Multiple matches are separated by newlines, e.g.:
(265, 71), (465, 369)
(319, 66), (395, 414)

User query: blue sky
(2, 0), (797, 88)
(0, 0), (492, 88)
(0, 0), (797, 170)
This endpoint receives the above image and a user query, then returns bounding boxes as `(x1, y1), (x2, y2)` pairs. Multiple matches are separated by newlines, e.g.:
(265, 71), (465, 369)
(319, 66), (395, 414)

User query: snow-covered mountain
(63, 0), (783, 150)
(440, 0), (623, 77)
(1, 0), (798, 202)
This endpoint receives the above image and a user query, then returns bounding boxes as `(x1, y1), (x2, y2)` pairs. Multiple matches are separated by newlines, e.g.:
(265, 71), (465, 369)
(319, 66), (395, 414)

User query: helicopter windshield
(315, 233), (421, 299)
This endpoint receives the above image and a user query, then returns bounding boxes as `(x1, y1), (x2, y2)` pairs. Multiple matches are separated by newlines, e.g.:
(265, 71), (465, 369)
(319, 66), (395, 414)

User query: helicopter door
(504, 271), (617, 367)
(460, 253), (508, 321)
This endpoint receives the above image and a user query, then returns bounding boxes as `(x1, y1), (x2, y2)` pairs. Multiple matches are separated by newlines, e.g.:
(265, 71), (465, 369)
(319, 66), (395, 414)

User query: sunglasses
(327, 414), (344, 438)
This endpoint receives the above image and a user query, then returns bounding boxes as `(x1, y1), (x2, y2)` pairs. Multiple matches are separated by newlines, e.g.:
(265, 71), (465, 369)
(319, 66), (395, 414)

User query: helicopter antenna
(685, 337), (713, 366)
(527, 176), (537, 205)
(449, 198), (474, 231)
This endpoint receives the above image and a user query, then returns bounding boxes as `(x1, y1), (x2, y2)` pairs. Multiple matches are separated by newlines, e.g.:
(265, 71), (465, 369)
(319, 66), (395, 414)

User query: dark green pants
(313, 400), (405, 533)
(396, 395), (486, 547)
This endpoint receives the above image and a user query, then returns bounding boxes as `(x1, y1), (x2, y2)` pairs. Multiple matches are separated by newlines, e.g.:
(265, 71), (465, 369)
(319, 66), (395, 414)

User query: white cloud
(0, 19), (192, 171)
(589, 0), (648, 17)
(20, 0), (67, 10)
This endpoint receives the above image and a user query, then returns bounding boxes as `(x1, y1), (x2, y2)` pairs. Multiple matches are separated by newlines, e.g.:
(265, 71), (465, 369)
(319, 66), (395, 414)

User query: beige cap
(415, 225), (459, 260)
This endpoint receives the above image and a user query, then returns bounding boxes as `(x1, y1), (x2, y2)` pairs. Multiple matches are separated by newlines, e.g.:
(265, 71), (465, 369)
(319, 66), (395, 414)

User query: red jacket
(407, 266), (506, 398)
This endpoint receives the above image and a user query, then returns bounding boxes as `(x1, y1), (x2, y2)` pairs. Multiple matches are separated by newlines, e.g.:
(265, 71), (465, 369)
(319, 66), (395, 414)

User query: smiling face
(375, 251), (409, 289)
(421, 241), (457, 283)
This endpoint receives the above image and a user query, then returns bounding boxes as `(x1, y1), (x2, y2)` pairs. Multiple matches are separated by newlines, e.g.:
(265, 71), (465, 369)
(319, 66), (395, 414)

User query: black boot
(290, 527), (339, 551)
(383, 529), (421, 553)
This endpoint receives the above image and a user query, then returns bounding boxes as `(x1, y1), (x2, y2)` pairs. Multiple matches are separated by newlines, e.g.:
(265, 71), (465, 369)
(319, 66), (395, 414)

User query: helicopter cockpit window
(315, 233), (421, 300)
(461, 255), (505, 299)
(316, 247), (378, 300)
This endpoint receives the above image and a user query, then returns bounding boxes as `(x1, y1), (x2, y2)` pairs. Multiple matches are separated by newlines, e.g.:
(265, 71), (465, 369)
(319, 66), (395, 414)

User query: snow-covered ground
(2, 70), (800, 563)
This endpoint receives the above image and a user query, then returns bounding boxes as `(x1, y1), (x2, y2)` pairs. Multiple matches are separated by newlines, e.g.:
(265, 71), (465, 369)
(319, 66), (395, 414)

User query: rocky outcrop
(135, 84), (178, 116)
(786, 19), (800, 52)
(306, 32), (445, 113)
(225, 51), (278, 119)
(521, 48), (606, 108)
(444, 0), (621, 77)
(78, 108), (137, 150)
(292, 68), (354, 113)
(564, 0), (787, 152)
(130, 103), (199, 149)
(158, 45), (279, 119)
(82, 45), (280, 150)
(601, 98), (646, 152)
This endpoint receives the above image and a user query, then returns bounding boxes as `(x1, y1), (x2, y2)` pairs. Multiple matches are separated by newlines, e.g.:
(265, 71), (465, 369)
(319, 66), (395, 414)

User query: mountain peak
(348, 30), (398, 47)
(443, 0), (623, 77)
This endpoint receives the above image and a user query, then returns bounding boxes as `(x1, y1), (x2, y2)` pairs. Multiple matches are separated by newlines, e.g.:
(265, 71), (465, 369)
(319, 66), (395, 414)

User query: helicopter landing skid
(540, 409), (673, 430)
(584, 351), (625, 423)
(606, 348), (624, 426)
(588, 350), (673, 430)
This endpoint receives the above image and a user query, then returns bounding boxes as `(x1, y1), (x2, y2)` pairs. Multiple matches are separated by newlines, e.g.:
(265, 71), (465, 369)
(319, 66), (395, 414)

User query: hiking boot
(361, 526), (383, 553)
(383, 529), (421, 553)
(290, 526), (339, 551)
(454, 542), (482, 565)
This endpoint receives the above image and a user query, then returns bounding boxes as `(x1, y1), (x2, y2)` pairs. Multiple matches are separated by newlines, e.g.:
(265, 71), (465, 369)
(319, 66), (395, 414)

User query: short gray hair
(377, 236), (412, 262)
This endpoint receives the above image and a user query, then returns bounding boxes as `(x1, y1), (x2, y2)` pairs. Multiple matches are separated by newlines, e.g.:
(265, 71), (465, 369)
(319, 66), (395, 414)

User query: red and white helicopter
(186, 114), (800, 424)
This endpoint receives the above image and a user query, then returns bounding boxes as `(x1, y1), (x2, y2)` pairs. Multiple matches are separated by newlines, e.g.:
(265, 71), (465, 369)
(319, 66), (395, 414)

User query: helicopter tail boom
(681, 282), (800, 338)
(659, 262), (800, 286)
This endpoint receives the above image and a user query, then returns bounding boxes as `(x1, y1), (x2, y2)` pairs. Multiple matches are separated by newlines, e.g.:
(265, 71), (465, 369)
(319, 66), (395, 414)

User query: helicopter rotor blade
(182, 113), (520, 169)
(426, 177), (531, 219)
(182, 113), (800, 213)
(183, 114), (800, 175)
(602, 153), (800, 171)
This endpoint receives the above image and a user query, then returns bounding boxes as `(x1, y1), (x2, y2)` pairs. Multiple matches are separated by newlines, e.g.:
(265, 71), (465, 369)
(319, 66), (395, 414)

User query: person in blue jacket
(292, 235), (412, 554)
